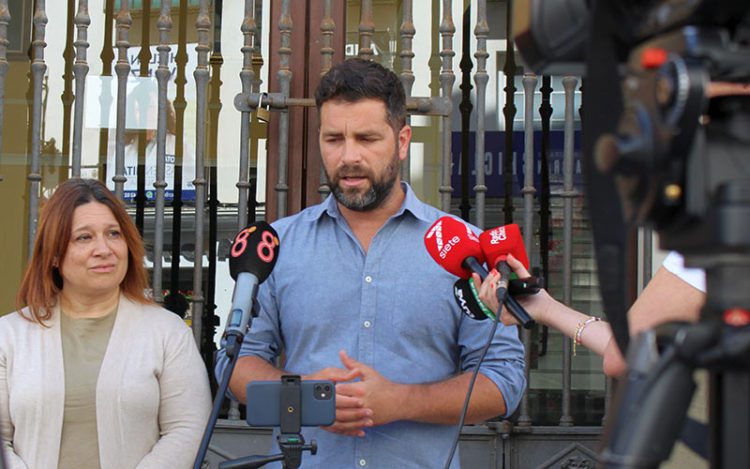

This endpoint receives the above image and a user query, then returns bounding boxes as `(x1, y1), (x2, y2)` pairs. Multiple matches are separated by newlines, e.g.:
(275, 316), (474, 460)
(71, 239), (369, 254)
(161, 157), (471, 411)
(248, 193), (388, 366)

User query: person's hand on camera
(303, 364), (373, 437)
(472, 253), (554, 327)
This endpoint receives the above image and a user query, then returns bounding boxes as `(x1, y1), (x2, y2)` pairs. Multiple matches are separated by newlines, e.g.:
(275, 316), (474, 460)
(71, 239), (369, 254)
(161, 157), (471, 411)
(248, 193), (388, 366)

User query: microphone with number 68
(225, 222), (280, 357)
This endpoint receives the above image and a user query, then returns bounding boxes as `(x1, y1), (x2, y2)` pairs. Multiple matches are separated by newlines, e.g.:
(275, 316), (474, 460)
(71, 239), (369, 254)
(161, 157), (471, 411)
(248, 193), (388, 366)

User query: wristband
(467, 277), (497, 321)
(573, 316), (602, 356)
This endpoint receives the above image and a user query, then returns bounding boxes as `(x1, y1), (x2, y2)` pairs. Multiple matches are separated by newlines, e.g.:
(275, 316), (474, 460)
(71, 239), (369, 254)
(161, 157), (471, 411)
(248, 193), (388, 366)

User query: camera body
(513, 2), (750, 467)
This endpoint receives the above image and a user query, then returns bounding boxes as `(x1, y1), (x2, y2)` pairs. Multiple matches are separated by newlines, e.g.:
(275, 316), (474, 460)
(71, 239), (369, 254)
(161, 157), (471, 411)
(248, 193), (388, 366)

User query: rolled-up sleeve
(457, 314), (526, 417)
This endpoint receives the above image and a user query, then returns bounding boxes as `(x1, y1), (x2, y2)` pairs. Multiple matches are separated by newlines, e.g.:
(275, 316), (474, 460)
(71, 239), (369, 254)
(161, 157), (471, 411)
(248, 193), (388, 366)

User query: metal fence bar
(502, 1), (516, 225)
(192, 0), (211, 346)
(357, 0), (374, 60)
(560, 75), (579, 427)
(318, 0), (334, 201)
(170, 0), (189, 297)
(0, 1), (9, 183)
(473, 0), (489, 229)
(62, 3), (74, 172)
(97, 0), (114, 180)
(518, 72), (538, 426)
(71, 0), (90, 178)
(642, 227), (653, 286)
(275, 0), (292, 219)
(27, 0), (48, 255)
(152, 1), (173, 303)
(237, 94), (450, 116)
(135, 0), (152, 234)
(399, 0), (414, 183)
(458, 4), (472, 221)
(237, 0), (257, 229)
(113, 2), (131, 199)
(439, 0), (455, 212)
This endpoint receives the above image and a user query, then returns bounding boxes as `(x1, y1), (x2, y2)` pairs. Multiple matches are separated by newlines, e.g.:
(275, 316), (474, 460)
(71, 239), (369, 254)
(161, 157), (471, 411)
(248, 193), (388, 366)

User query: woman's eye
(108, 230), (122, 238)
(76, 234), (91, 242)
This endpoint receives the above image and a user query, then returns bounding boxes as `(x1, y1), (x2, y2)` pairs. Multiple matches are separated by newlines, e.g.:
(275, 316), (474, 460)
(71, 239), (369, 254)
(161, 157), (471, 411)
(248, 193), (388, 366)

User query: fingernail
(490, 268), (498, 276)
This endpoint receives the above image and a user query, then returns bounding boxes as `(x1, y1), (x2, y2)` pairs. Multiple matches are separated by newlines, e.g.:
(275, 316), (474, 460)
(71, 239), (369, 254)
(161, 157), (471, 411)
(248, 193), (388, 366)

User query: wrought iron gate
(0, 1), (658, 467)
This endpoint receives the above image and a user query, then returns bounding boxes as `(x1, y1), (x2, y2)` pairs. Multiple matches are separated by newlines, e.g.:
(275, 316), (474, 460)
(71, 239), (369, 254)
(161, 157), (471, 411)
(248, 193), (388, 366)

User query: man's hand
(303, 365), (374, 437)
(334, 350), (406, 427)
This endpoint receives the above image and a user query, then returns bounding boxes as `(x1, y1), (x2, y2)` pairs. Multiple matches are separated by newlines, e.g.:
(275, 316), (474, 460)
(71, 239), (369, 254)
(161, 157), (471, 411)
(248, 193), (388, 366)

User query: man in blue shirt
(215, 58), (526, 468)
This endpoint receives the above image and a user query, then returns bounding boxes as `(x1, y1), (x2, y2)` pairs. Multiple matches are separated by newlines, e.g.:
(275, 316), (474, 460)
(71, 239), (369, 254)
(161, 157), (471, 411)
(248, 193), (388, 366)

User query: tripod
(599, 262), (750, 467)
(598, 92), (750, 468)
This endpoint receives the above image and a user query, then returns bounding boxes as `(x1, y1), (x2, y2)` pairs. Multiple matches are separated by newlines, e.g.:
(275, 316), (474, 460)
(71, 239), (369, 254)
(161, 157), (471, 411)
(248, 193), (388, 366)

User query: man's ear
(398, 125), (412, 161)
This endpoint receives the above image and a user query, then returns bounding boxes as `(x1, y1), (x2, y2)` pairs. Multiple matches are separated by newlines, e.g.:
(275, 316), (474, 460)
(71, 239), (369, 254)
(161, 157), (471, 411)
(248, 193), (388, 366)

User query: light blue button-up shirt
(216, 183), (526, 468)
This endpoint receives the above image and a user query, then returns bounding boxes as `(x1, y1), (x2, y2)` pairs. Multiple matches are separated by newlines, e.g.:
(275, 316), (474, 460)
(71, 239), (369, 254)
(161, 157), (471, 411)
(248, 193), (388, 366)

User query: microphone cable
(442, 309), (500, 469)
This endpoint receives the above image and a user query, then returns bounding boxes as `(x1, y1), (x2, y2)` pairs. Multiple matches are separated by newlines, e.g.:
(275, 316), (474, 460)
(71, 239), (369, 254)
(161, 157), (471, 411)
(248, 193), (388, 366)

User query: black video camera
(513, 2), (750, 468)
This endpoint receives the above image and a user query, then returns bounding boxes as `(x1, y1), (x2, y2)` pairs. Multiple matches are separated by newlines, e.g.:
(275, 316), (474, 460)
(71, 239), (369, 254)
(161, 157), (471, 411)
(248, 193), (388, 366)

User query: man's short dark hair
(315, 58), (407, 130)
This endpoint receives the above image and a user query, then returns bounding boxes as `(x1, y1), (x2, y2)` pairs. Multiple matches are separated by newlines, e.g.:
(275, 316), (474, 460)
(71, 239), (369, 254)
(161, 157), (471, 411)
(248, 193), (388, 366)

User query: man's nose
(341, 139), (362, 164)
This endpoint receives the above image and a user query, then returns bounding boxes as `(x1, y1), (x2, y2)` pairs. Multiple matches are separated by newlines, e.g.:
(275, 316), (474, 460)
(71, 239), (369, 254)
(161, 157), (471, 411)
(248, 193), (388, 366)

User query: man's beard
(327, 152), (400, 212)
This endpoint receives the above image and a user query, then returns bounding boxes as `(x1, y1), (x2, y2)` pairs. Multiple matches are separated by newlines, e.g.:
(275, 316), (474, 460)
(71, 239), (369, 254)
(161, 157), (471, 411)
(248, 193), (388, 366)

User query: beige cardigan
(0, 296), (211, 469)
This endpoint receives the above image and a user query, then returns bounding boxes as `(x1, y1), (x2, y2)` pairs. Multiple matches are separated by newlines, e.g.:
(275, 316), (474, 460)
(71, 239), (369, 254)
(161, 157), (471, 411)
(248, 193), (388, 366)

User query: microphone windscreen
(424, 216), (485, 278)
(453, 278), (489, 320)
(228, 222), (280, 283)
(479, 224), (530, 269)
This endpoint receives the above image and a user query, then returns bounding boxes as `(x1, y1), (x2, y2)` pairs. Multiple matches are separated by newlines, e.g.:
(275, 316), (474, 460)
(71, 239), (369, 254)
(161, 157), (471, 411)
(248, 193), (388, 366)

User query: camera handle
(219, 376), (317, 469)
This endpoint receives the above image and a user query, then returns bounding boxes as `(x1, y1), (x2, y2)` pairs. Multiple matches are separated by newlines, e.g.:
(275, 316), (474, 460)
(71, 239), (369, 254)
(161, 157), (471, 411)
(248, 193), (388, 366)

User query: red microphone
(479, 224), (529, 270)
(479, 224), (535, 327)
(427, 217), (535, 328)
(424, 216), (486, 279)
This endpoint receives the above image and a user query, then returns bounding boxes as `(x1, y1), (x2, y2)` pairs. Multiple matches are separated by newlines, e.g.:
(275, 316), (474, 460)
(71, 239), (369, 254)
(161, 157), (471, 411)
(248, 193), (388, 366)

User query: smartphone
(245, 380), (336, 427)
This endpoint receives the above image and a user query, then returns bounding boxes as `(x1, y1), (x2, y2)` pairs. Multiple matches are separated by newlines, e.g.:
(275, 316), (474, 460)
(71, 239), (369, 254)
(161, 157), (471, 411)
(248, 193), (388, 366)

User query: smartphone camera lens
(314, 383), (333, 400)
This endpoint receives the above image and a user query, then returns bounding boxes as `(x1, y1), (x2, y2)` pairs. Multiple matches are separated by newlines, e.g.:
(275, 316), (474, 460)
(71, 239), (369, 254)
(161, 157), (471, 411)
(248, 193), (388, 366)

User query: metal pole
(192, 0), (211, 346)
(438, 0), (455, 212)
(152, 0), (173, 303)
(560, 75), (579, 427)
(27, 1), (48, 255)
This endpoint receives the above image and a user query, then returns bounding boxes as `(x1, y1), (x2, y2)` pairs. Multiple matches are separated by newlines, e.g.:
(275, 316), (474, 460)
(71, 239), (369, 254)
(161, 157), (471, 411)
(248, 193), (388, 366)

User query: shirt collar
(311, 181), (433, 223)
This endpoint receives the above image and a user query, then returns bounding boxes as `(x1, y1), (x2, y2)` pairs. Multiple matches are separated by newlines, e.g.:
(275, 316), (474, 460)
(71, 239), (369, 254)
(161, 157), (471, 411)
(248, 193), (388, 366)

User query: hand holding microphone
(473, 254), (551, 328)
(424, 217), (535, 327)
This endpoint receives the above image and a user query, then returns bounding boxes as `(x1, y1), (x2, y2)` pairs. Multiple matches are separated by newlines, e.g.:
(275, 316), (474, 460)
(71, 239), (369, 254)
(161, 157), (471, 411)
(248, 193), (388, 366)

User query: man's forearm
(228, 356), (285, 403)
(398, 372), (506, 425)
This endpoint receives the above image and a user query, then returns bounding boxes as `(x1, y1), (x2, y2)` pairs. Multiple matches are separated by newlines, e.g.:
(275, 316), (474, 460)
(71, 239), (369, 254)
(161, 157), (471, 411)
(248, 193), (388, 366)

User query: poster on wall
(451, 130), (583, 197)
(84, 44), (198, 202)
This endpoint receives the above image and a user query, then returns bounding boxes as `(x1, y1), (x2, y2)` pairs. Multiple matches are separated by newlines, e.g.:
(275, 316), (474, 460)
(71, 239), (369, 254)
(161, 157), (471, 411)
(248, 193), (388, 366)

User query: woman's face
(59, 202), (129, 300)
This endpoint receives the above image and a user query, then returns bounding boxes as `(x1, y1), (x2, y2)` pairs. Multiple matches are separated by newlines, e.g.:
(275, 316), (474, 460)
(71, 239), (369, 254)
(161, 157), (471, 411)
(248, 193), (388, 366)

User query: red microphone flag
(478, 224), (530, 270)
(424, 216), (485, 278)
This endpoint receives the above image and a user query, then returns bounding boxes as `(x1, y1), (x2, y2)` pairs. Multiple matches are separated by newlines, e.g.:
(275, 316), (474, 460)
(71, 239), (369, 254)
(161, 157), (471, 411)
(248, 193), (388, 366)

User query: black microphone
(224, 222), (280, 358)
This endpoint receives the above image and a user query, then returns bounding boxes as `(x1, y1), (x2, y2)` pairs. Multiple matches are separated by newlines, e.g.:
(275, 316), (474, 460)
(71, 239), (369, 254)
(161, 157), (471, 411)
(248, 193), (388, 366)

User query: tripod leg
(711, 369), (750, 468)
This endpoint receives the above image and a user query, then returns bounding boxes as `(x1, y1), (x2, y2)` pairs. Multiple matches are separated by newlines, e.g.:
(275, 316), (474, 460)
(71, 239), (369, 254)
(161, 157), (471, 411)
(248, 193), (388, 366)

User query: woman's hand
(473, 254), (554, 327)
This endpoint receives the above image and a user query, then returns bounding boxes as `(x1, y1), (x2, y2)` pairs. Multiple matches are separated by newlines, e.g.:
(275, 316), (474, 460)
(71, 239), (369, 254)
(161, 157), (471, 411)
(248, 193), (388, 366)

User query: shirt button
(365, 275), (373, 283)
(359, 459), (367, 466)
(363, 320), (372, 328)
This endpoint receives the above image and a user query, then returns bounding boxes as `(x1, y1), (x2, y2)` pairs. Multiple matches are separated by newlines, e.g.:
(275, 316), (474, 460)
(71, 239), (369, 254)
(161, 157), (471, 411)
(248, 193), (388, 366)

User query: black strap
(582, 0), (633, 354)
(680, 417), (709, 459)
